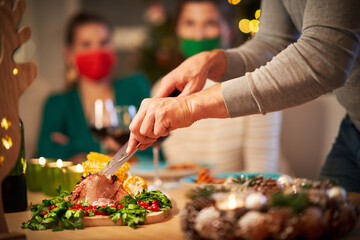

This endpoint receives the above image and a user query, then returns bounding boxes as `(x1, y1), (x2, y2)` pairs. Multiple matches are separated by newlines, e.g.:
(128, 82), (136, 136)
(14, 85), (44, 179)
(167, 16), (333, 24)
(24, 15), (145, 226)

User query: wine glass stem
(153, 145), (162, 187)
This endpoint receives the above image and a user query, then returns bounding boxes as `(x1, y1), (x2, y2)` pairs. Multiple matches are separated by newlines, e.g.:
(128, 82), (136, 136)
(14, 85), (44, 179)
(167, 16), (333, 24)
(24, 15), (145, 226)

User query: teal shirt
(38, 74), (153, 160)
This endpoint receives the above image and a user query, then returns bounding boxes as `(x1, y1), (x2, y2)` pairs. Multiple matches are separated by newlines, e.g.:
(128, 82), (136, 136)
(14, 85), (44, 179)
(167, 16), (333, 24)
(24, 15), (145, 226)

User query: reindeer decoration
(0, 0), (37, 236)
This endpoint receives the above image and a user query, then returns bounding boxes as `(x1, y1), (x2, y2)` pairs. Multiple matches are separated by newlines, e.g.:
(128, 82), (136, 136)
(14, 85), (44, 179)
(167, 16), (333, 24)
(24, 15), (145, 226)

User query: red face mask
(75, 50), (117, 82)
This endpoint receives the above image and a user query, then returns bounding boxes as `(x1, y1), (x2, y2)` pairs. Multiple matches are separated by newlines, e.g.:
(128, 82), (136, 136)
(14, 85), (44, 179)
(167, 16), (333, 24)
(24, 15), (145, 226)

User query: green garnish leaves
(22, 189), (171, 230)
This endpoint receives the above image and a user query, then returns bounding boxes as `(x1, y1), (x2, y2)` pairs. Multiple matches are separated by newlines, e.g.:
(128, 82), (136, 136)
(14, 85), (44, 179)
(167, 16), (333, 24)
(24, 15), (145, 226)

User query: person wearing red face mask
(38, 12), (152, 163)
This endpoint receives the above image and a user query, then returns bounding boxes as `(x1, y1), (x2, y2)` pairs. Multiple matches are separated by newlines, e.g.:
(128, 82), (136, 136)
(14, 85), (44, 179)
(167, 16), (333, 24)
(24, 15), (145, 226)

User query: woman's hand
(154, 49), (227, 98)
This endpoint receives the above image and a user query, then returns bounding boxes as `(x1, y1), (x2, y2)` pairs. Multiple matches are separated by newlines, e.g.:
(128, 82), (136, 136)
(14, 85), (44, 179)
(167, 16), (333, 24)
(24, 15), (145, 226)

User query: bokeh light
(12, 67), (18, 75)
(56, 159), (63, 168)
(228, 0), (241, 5)
(0, 156), (4, 166)
(2, 135), (13, 150)
(249, 19), (260, 33)
(239, 19), (251, 33)
(255, 9), (261, 20)
(1, 118), (11, 130)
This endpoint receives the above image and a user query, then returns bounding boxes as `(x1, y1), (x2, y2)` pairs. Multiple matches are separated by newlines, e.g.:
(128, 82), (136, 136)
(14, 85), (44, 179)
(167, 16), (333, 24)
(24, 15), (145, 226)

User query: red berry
(51, 205), (57, 209)
(152, 200), (159, 206)
(139, 201), (149, 208)
(151, 204), (159, 212)
(147, 206), (152, 210)
(88, 205), (94, 209)
(93, 210), (100, 215)
(47, 206), (51, 211)
(117, 204), (123, 209)
(84, 206), (89, 211)
(42, 211), (48, 215)
(84, 212), (88, 216)
(75, 204), (83, 210)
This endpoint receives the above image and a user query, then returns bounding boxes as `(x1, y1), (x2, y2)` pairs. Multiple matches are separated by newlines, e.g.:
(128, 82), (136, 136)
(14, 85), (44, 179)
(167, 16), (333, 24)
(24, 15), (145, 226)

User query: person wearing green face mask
(152, 0), (288, 174)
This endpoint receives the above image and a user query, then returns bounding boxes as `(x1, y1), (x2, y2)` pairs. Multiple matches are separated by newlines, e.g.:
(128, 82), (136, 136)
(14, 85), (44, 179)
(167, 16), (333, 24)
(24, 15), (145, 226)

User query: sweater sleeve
(37, 95), (75, 159)
(221, 0), (360, 117)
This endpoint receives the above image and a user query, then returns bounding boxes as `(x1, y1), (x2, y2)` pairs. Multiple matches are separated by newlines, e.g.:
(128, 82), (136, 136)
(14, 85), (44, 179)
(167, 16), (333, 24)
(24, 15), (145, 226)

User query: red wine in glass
(90, 126), (108, 140)
(107, 128), (130, 146)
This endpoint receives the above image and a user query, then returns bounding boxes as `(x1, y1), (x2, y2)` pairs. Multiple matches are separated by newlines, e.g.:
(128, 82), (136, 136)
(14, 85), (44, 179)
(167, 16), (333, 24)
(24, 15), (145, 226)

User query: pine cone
(323, 202), (357, 237)
(180, 203), (202, 240)
(194, 206), (235, 240)
(307, 188), (328, 209)
(235, 211), (269, 240)
(192, 196), (216, 211)
(299, 207), (325, 240)
(266, 207), (300, 240)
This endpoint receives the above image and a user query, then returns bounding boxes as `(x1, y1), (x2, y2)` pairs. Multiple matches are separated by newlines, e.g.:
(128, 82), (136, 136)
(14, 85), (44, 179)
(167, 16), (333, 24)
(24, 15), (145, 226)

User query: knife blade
(98, 141), (140, 176)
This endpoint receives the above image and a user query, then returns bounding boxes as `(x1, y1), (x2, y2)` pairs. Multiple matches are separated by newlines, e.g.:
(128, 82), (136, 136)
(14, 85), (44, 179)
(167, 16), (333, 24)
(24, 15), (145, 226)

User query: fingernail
(126, 146), (130, 154)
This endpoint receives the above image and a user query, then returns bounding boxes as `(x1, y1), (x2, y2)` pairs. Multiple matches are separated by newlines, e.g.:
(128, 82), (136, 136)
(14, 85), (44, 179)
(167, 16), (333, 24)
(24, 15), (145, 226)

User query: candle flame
(56, 159), (63, 168)
(39, 157), (46, 166)
(76, 164), (84, 172)
(228, 194), (238, 209)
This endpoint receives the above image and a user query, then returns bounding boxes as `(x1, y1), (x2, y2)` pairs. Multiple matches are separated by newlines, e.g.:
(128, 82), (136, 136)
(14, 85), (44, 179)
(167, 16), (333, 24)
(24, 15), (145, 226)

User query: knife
(99, 137), (168, 176)
(98, 89), (181, 176)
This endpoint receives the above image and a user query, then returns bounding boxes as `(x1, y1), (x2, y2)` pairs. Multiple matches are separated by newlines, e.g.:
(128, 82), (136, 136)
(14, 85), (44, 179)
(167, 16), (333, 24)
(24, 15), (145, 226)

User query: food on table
(82, 152), (130, 183)
(195, 168), (225, 184)
(167, 162), (198, 170)
(22, 152), (172, 231)
(181, 175), (360, 240)
(122, 176), (148, 197)
(68, 174), (128, 205)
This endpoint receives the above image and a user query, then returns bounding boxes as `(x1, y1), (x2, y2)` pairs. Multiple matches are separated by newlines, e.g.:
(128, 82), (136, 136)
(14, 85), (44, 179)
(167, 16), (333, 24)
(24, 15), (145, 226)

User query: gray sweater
(221, 0), (360, 131)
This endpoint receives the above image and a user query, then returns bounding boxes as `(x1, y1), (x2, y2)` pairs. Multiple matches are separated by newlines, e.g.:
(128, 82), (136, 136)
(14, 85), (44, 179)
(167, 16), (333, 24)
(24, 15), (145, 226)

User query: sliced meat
(69, 174), (129, 205)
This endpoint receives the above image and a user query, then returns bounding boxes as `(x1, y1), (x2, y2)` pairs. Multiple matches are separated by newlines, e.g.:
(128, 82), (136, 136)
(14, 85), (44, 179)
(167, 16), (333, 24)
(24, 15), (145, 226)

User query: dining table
(4, 181), (360, 240)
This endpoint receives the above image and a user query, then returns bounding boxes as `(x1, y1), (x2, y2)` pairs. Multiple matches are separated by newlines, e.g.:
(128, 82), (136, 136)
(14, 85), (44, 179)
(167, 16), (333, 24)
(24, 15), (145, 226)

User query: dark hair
(173, 0), (235, 31)
(65, 12), (111, 46)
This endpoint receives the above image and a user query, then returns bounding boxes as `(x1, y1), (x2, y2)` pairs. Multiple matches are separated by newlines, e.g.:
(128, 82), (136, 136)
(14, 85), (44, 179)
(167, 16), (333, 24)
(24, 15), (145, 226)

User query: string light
(255, 9), (261, 20)
(1, 117), (11, 130)
(228, 0), (241, 5)
(239, 19), (251, 34)
(12, 67), (18, 75)
(249, 19), (260, 33)
(2, 135), (13, 150)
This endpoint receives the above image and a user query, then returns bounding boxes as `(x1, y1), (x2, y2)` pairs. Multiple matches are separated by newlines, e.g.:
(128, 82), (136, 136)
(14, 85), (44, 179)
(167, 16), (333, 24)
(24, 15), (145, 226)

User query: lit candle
(26, 157), (48, 192)
(61, 164), (84, 192)
(215, 193), (245, 211)
(41, 159), (72, 196)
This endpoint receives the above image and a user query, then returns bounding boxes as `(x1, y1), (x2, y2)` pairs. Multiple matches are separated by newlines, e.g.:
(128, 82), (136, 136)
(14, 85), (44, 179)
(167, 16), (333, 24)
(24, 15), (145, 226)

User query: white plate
(130, 160), (211, 179)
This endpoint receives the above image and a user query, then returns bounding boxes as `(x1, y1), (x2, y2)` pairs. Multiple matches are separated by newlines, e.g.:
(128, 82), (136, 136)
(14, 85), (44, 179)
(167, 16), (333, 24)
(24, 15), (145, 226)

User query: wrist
(205, 49), (227, 82)
(185, 84), (229, 123)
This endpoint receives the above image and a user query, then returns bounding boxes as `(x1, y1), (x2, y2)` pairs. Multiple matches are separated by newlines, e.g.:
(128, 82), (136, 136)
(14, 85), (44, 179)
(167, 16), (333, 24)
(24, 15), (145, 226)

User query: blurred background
(16, 0), (345, 179)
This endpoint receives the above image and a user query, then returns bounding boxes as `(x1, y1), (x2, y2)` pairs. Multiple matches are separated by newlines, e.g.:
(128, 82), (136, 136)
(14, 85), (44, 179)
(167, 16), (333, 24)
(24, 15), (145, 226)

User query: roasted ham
(69, 174), (128, 205)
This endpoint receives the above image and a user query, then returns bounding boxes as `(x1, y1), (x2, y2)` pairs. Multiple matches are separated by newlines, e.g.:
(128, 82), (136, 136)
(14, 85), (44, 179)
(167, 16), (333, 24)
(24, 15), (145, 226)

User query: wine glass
(152, 143), (162, 189)
(90, 98), (136, 153)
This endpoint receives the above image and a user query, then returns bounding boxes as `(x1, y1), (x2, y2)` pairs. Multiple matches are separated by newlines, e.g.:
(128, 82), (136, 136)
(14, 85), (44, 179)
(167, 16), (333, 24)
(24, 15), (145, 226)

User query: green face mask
(179, 37), (221, 58)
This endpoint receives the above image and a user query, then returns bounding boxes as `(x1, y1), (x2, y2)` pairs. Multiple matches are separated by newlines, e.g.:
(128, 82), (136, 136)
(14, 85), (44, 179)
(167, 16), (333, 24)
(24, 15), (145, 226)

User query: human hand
(50, 132), (69, 145)
(102, 137), (121, 152)
(126, 96), (195, 153)
(126, 84), (229, 154)
(154, 50), (226, 98)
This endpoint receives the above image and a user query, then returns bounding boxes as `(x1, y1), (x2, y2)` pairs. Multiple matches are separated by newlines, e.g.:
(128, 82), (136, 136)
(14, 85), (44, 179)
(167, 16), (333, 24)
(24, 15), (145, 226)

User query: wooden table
(5, 187), (360, 240)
